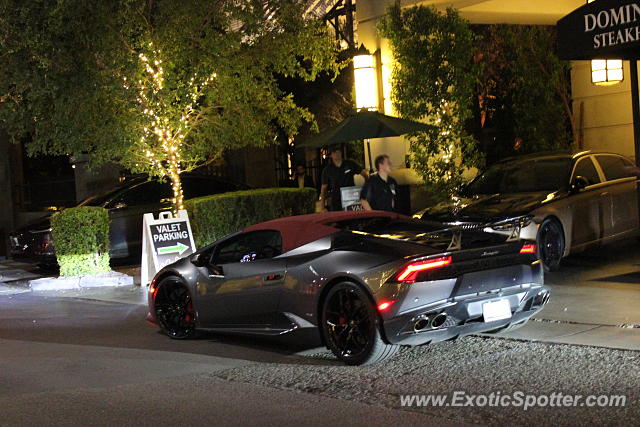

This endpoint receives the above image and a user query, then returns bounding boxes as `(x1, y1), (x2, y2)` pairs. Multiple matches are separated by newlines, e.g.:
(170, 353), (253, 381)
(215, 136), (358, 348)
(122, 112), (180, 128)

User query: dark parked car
(414, 151), (640, 270)
(147, 210), (549, 365)
(9, 175), (244, 266)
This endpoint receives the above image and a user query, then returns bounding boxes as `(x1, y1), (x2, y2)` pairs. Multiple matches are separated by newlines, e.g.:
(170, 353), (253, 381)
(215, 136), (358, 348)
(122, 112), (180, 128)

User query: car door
(593, 154), (639, 237)
(196, 230), (287, 328)
(106, 181), (172, 258)
(568, 155), (611, 247)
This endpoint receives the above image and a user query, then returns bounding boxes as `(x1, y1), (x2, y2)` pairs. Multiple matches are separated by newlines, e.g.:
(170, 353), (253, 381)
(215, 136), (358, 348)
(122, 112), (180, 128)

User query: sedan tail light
(519, 243), (537, 254)
(395, 256), (452, 283)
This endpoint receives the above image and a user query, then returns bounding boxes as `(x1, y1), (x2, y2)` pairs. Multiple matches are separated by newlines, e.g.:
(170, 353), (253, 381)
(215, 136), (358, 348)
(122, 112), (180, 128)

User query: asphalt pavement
(496, 237), (640, 350)
(0, 239), (638, 425)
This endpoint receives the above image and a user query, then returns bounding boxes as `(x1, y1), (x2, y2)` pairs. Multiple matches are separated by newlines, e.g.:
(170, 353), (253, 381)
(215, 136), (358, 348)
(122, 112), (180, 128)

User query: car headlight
(490, 215), (533, 230)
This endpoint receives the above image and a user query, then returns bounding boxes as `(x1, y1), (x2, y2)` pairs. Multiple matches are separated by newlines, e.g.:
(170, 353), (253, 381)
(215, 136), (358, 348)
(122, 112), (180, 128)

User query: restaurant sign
(558, 0), (640, 59)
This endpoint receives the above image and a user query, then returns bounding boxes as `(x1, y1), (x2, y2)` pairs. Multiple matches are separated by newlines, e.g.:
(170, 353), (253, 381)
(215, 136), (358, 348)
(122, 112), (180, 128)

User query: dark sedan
(147, 211), (549, 365)
(415, 151), (639, 270)
(8, 174), (244, 266)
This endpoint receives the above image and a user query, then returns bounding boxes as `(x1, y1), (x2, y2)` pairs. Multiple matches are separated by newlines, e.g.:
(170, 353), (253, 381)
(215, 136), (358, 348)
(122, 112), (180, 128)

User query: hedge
(185, 187), (316, 247)
(51, 206), (111, 277)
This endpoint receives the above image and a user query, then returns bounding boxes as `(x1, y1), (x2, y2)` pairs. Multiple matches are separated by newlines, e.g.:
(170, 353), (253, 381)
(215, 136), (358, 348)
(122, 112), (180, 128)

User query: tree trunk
(167, 151), (184, 216)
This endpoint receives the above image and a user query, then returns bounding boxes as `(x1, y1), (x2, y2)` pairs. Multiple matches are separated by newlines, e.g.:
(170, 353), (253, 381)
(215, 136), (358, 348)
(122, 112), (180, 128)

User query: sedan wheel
(154, 278), (197, 339)
(321, 282), (398, 365)
(538, 219), (565, 272)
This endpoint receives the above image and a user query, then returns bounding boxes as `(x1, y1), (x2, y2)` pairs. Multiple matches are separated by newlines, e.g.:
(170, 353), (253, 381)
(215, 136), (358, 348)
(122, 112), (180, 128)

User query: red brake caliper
(185, 301), (194, 323)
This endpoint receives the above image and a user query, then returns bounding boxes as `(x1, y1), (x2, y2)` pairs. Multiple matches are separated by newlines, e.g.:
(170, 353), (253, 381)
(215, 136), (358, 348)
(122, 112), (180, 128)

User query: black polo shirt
(321, 159), (362, 210)
(360, 173), (397, 212)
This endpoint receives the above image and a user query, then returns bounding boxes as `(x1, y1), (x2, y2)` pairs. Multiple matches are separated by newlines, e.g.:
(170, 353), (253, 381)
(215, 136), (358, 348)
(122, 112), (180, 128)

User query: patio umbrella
(298, 110), (429, 171)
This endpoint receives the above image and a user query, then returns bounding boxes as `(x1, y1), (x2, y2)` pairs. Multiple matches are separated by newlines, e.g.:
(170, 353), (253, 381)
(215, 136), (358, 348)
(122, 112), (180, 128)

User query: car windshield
(464, 157), (572, 195)
(76, 184), (128, 207)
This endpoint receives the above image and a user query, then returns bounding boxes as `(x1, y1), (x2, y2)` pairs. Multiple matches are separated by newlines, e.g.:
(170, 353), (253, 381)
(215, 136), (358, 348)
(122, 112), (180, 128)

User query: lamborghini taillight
(395, 256), (452, 283)
(520, 244), (537, 254)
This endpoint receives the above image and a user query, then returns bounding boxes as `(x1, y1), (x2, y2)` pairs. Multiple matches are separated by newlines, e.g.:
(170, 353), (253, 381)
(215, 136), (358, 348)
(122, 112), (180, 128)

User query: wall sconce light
(353, 44), (382, 111)
(586, 1), (623, 87)
(591, 59), (624, 86)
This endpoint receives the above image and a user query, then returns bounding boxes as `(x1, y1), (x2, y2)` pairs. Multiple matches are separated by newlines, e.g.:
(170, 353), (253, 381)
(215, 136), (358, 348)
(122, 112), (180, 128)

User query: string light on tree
(124, 42), (217, 216)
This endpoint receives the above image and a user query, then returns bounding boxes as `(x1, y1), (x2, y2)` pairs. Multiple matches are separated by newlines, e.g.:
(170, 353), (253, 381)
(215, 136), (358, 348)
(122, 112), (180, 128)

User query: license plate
(483, 299), (512, 322)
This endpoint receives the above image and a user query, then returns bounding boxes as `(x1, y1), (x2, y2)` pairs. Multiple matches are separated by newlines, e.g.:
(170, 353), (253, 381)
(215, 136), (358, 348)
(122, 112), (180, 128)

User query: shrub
(378, 3), (483, 194)
(185, 188), (316, 247)
(51, 206), (110, 277)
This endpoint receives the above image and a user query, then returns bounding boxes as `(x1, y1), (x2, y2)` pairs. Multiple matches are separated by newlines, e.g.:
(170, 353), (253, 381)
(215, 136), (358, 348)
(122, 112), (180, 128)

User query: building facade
(355, 0), (638, 172)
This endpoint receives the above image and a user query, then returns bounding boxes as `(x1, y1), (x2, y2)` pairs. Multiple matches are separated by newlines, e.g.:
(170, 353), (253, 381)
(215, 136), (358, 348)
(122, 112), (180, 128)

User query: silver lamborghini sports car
(147, 211), (549, 365)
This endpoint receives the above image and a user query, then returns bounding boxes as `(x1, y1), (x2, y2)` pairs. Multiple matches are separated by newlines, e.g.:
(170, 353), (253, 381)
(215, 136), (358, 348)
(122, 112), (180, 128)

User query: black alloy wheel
(321, 282), (398, 365)
(154, 278), (197, 339)
(538, 218), (565, 272)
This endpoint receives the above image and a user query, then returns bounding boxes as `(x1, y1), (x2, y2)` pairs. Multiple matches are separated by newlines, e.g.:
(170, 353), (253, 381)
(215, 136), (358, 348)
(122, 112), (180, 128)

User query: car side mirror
(191, 252), (224, 276)
(570, 176), (589, 193)
(191, 252), (206, 267)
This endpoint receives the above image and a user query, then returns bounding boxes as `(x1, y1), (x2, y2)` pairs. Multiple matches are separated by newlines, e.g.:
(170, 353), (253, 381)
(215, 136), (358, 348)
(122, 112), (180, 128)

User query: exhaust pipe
(533, 290), (550, 306)
(413, 312), (449, 332)
(430, 313), (448, 329)
(414, 317), (430, 332)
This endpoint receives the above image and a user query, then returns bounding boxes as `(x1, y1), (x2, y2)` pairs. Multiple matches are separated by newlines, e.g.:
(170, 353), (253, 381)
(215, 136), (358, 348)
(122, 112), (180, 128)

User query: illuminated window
(591, 59), (624, 86)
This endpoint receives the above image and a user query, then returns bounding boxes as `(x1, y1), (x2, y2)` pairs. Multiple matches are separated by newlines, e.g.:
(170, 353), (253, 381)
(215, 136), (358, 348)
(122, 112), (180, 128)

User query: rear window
(329, 216), (396, 231)
(331, 217), (446, 234)
(595, 155), (635, 181)
(333, 218), (509, 251)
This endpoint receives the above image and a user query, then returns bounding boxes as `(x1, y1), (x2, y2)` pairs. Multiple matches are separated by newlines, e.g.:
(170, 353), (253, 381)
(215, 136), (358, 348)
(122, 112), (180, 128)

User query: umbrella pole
(366, 139), (373, 173)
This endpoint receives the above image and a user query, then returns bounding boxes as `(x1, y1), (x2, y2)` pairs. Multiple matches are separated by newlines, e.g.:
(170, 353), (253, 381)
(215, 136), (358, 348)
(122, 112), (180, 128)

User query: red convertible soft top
(243, 210), (407, 253)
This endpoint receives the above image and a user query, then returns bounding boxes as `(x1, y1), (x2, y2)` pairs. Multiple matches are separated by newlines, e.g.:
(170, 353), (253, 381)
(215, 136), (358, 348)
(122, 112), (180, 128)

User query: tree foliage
(378, 2), (574, 187)
(474, 25), (574, 164)
(379, 2), (483, 193)
(0, 0), (341, 212)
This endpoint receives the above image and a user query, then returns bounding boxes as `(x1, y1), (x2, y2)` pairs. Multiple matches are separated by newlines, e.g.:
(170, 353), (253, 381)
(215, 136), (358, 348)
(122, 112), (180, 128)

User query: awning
(557, 0), (640, 60)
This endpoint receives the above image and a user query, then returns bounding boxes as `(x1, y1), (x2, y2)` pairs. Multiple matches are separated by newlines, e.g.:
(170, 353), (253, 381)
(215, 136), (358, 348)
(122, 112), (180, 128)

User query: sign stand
(341, 185), (364, 210)
(141, 209), (196, 286)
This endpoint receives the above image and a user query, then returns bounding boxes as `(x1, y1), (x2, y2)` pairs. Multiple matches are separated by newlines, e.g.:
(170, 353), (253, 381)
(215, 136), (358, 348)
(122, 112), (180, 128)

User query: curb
(29, 271), (134, 291)
(482, 318), (640, 351)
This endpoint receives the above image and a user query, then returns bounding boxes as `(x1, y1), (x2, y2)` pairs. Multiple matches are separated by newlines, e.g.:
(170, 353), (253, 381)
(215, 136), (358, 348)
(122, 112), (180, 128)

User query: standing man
(360, 154), (397, 212)
(319, 145), (368, 211)
(292, 163), (315, 189)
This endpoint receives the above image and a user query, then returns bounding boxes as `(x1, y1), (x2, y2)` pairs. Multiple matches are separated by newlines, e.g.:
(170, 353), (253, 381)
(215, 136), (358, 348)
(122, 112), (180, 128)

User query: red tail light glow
(377, 301), (395, 312)
(396, 256), (452, 282)
(520, 244), (537, 254)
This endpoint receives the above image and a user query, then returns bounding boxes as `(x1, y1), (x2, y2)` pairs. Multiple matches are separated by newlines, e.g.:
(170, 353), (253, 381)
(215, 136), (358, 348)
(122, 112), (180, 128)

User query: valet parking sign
(141, 210), (196, 286)
(558, 0), (640, 60)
